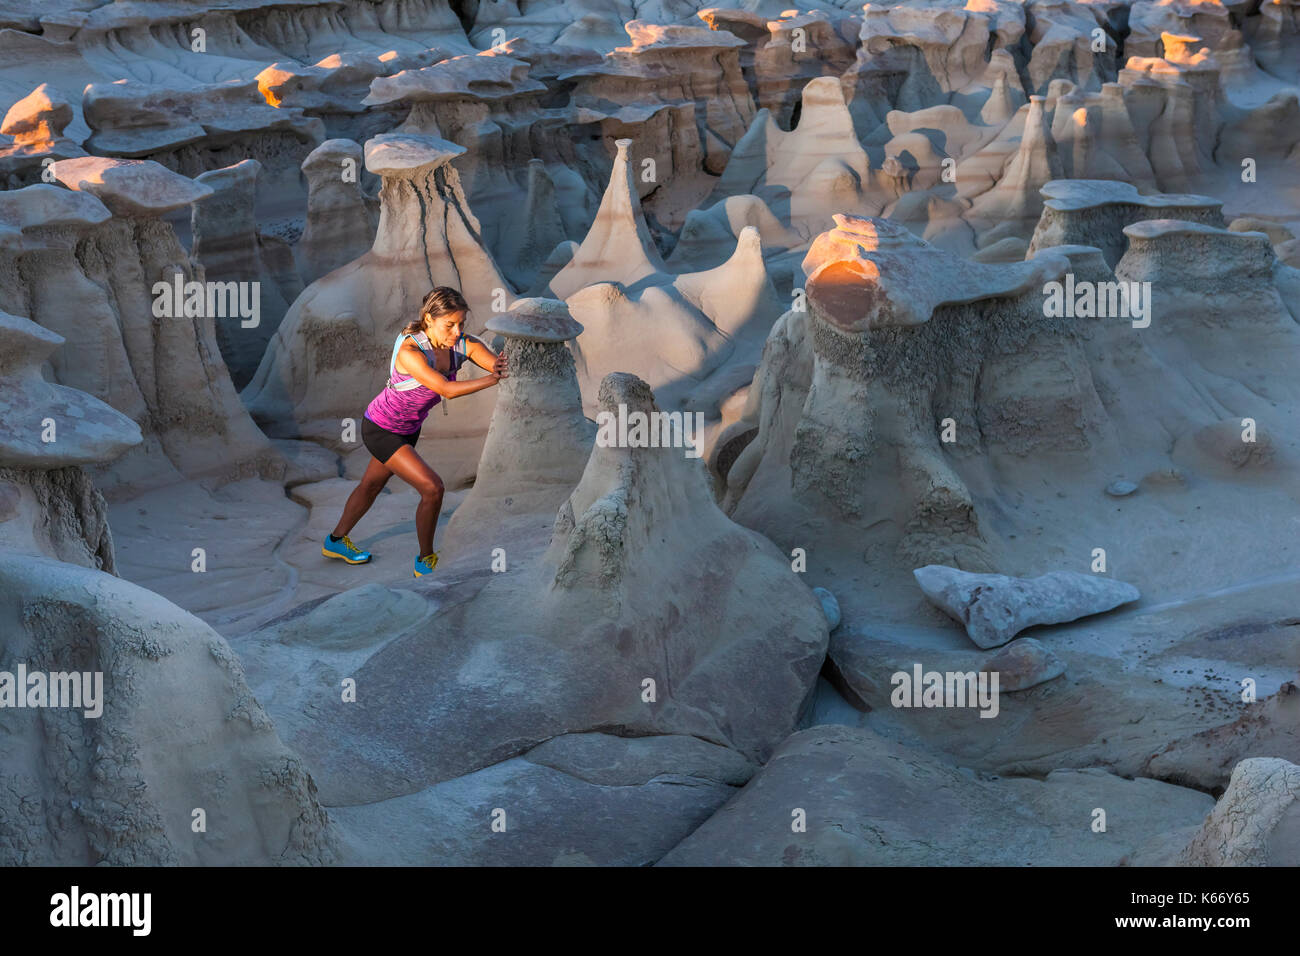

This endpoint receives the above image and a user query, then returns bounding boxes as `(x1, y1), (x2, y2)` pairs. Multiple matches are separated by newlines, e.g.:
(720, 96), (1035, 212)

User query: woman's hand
(491, 352), (509, 380)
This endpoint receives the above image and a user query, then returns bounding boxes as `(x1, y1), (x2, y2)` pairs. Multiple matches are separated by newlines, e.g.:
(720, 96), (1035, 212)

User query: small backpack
(386, 330), (470, 413)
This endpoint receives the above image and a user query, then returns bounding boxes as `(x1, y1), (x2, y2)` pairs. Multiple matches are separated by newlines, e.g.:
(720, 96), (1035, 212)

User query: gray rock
(0, 310), (141, 469)
(363, 132), (465, 178)
(485, 296), (583, 343)
(1178, 758), (1300, 867)
(982, 637), (1065, 691)
(297, 138), (375, 286)
(658, 726), (1212, 866)
(50, 156), (213, 217)
(812, 586), (841, 631)
(250, 374), (828, 808)
(329, 735), (740, 866)
(0, 553), (339, 865)
(913, 565), (1140, 648)
(1105, 479), (1138, 497)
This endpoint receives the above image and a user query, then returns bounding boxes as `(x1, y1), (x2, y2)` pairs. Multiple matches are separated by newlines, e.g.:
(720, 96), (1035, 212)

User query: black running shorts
(362, 416), (421, 463)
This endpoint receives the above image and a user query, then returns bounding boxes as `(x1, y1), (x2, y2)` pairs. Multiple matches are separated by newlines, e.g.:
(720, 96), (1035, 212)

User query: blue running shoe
(323, 534), (371, 564)
(414, 552), (439, 577)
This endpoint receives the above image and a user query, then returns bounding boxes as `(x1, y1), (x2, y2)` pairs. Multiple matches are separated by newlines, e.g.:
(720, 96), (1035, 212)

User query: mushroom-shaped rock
(363, 133), (466, 177)
(0, 311), (141, 469)
(50, 157), (213, 217)
(444, 298), (593, 547)
(1114, 219), (1300, 402)
(485, 296), (584, 342)
(804, 214), (1065, 332)
(244, 129), (513, 482)
(1, 83), (74, 146)
(192, 159), (263, 273)
(620, 19), (746, 50)
(0, 311), (142, 573)
(1028, 179), (1225, 267)
(727, 213), (1115, 574)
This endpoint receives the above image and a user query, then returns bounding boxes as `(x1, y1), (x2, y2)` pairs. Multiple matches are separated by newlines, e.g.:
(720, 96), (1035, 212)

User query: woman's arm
(464, 334), (508, 377)
(395, 342), (503, 399)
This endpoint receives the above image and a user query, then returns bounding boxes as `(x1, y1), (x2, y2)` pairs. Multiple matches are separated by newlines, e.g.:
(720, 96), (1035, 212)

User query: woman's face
(425, 309), (467, 348)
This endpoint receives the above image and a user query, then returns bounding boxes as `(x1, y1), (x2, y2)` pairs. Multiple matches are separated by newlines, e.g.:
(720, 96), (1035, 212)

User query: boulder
(658, 725), (1211, 866)
(1179, 758), (1300, 866)
(914, 565), (1141, 648)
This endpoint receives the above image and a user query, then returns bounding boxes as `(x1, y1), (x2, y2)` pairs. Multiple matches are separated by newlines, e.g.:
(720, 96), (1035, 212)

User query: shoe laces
(342, 535), (359, 552)
(419, 551), (438, 567)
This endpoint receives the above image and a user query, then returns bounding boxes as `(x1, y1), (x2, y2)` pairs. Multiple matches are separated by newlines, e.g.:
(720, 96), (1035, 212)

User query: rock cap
(363, 133), (465, 177)
(50, 157), (213, 217)
(486, 297), (584, 343)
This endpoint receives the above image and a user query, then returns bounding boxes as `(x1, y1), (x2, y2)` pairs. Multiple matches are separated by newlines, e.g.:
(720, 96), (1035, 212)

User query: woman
(322, 287), (508, 577)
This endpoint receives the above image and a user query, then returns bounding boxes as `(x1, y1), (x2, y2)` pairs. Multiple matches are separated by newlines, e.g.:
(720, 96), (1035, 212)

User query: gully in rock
(321, 286), (508, 577)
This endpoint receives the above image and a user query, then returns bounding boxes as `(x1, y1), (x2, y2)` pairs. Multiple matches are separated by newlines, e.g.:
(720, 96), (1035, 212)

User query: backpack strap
(452, 333), (470, 371)
(388, 331), (435, 392)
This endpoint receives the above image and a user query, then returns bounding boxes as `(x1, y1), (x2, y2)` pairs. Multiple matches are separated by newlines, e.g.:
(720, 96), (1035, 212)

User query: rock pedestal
(444, 297), (594, 549)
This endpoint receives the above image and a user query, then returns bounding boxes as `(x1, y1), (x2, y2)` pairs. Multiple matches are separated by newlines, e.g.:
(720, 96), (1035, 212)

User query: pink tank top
(364, 332), (471, 434)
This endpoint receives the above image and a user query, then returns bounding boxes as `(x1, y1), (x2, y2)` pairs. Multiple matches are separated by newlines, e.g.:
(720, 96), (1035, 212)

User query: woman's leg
(331, 457), (394, 537)
(383, 445), (445, 557)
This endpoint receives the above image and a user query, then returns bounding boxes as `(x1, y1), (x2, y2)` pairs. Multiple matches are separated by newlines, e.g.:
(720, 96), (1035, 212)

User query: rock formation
(658, 725), (1212, 866)
(295, 139), (377, 287)
(1028, 179), (1225, 266)
(243, 132), (510, 482)
(913, 566), (1141, 649)
(443, 296), (593, 545)
(0, 0), (1297, 872)
(9, 161), (282, 497)
(1180, 758), (1300, 866)
(0, 312), (337, 865)
(234, 371), (828, 863)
